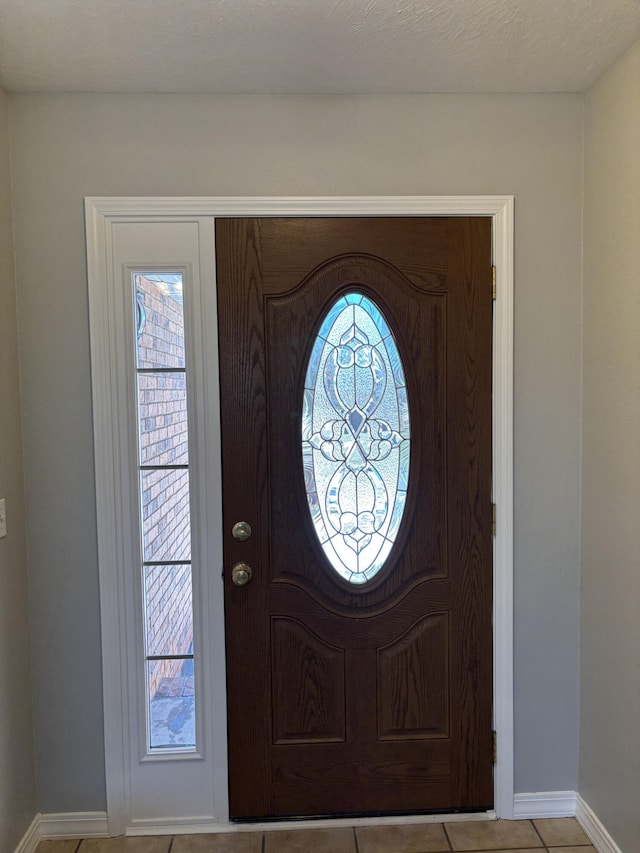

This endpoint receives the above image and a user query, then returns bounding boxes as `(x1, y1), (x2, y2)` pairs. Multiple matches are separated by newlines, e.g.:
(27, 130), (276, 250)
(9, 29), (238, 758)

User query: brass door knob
(231, 562), (253, 586)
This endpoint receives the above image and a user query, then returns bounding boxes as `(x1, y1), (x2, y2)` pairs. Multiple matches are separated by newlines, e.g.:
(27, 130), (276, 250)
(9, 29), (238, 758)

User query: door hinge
(491, 503), (497, 536)
(492, 266), (497, 300)
(492, 730), (497, 764)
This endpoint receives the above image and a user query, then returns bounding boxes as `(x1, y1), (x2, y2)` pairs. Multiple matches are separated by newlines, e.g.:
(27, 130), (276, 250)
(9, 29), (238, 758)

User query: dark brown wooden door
(216, 217), (493, 820)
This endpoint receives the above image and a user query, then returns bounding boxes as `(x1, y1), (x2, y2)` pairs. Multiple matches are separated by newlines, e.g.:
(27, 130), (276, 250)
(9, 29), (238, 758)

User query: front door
(217, 217), (493, 820)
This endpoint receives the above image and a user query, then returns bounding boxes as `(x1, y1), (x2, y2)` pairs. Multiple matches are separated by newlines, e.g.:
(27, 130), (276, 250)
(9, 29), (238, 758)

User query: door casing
(85, 196), (514, 835)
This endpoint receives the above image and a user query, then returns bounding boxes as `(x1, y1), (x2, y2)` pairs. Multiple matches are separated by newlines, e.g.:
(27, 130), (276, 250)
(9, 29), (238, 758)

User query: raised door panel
(271, 617), (346, 744)
(377, 613), (449, 740)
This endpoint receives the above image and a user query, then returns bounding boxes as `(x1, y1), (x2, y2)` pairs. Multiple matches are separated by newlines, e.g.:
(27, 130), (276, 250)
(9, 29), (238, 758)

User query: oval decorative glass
(302, 292), (410, 585)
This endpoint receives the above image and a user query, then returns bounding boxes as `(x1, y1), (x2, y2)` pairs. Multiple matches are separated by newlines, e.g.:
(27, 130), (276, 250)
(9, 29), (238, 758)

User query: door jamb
(85, 195), (514, 830)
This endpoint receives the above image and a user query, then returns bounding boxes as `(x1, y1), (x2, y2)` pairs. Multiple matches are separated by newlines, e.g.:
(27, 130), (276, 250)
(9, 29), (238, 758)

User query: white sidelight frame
(86, 196), (514, 835)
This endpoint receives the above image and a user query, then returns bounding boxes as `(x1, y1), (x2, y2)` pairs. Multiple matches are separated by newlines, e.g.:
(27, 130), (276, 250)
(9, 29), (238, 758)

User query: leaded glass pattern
(302, 292), (410, 584)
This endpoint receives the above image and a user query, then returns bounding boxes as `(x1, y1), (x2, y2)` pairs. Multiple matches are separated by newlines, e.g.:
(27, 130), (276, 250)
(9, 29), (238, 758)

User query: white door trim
(85, 196), (514, 832)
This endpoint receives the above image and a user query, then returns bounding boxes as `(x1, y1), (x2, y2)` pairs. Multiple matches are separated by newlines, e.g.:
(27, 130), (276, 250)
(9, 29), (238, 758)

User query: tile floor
(35, 818), (596, 853)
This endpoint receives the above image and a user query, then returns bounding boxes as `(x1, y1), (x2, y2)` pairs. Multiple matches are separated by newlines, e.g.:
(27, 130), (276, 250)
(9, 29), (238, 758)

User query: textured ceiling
(1, 0), (639, 94)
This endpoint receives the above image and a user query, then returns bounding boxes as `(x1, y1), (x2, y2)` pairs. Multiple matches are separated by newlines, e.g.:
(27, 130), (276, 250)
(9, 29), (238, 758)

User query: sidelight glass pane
(148, 659), (195, 750)
(144, 564), (193, 658)
(302, 292), (410, 585)
(135, 274), (185, 369)
(141, 469), (191, 563)
(138, 372), (189, 466)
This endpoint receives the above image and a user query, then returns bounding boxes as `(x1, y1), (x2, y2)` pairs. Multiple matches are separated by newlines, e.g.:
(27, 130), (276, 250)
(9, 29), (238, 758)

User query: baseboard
(576, 795), (623, 853)
(38, 811), (109, 840)
(14, 812), (109, 853)
(513, 791), (577, 819)
(127, 817), (225, 836)
(13, 814), (40, 853)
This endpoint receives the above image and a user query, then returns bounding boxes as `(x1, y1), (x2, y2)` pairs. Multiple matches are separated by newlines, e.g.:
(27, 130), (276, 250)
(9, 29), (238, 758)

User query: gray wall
(0, 88), (36, 851)
(8, 92), (583, 811)
(581, 38), (640, 853)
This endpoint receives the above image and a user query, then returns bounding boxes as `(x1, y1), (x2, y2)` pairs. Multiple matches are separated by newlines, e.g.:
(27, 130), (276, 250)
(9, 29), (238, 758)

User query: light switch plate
(0, 499), (6, 538)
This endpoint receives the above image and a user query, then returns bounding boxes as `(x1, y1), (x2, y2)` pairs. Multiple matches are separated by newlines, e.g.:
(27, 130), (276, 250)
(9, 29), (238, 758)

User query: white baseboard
(14, 812), (109, 853)
(513, 791), (577, 819)
(13, 815), (40, 853)
(35, 811), (109, 842)
(576, 795), (623, 853)
(39, 811), (109, 839)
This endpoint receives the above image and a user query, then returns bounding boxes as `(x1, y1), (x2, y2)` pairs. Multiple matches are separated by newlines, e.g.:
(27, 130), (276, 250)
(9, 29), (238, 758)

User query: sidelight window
(133, 272), (196, 751)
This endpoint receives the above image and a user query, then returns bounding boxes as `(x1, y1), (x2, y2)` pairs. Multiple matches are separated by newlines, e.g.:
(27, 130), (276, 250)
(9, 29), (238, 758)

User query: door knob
(231, 562), (253, 586)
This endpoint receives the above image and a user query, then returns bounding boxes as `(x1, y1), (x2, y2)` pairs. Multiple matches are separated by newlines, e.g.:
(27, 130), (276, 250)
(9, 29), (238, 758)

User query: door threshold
(127, 811), (497, 836)
(239, 812), (498, 831)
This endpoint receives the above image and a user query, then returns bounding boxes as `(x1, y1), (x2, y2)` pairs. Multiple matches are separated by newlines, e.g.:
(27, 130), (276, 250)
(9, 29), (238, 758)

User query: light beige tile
(533, 818), (592, 847)
(548, 848), (596, 853)
(356, 823), (449, 853)
(264, 827), (355, 853)
(78, 837), (171, 853)
(171, 833), (263, 853)
(445, 819), (540, 851)
(37, 842), (80, 853)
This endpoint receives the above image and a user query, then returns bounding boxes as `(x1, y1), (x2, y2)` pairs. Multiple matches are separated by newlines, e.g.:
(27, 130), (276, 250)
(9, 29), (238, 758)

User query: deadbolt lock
(232, 521), (252, 541)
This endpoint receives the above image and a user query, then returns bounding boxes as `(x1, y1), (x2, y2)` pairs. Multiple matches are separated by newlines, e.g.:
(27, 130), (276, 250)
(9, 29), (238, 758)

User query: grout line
(261, 832), (266, 853)
(167, 835), (175, 853)
(442, 821), (454, 851)
(530, 818), (548, 849)
(353, 825), (359, 853)
(73, 842), (83, 853)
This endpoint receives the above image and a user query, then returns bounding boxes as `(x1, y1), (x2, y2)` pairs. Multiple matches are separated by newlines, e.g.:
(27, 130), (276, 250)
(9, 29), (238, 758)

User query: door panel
(217, 217), (493, 819)
(271, 617), (346, 744)
(377, 612), (449, 741)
